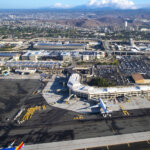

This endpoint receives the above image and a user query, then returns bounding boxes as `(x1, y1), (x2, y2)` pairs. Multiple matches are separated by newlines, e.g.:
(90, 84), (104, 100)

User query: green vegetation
(76, 61), (90, 65)
(103, 30), (150, 41)
(76, 59), (120, 66)
(88, 77), (115, 87)
(0, 26), (42, 39)
(62, 62), (72, 67)
(96, 59), (120, 66)
(0, 26), (94, 39)
(0, 45), (15, 51)
(76, 61), (97, 66)
(0, 66), (8, 75)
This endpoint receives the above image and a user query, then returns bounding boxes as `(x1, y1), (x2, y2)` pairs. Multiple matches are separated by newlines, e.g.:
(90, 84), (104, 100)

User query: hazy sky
(0, 0), (149, 9)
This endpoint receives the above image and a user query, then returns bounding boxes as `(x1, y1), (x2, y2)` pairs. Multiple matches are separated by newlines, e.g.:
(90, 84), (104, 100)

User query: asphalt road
(0, 79), (150, 148)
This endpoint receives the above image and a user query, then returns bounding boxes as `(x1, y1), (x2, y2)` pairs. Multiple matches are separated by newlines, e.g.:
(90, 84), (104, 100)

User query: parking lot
(119, 56), (150, 76)
(94, 65), (128, 86)
(94, 56), (150, 86)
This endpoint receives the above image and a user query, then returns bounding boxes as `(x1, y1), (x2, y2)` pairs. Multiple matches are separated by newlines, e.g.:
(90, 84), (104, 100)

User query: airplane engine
(103, 114), (107, 118)
(103, 113), (112, 118)
(108, 113), (112, 117)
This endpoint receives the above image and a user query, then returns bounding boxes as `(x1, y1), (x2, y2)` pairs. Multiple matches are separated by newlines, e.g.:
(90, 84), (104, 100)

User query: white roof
(67, 74), (150, 95)
(23, 50), (49, 57)
(61, 52), (71, 56)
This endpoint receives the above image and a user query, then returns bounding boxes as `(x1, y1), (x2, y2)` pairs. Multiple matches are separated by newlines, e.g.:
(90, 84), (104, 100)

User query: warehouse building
(81, 51), (105, 61)
(34, 42), (86, 50)
(132, 73), (150, 84)
(22, 51), (49, 61)
(6, 61), (61, 70)
(0, 52), (20, 61)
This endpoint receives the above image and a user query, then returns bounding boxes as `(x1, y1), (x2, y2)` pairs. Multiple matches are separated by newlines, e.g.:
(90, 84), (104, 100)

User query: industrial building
(6, 61), (61, 70)
(60, 51), (105, 61)
(15, 68), (37, 74)
(60, 52), (72, 61)
(0, 52), (20, 61)
(132, 73), (150, 84)
(34, 42), (86, 50)
(67, 74), (150, 100)
(88, 41), (101, 46)
(17, 50), (106, 62)
(81, 51), (105, 61)
(22, 51), (49, 61)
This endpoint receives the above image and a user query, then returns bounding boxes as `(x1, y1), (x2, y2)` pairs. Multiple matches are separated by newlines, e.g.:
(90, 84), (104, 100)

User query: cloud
(53, 3), (70, 8)
(88, 0), (136, 9)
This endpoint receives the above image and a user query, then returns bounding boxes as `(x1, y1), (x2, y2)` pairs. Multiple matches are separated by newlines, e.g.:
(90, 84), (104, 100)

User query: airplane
(8, 140), (16, 148)
(0, 141), (24, 150)
(89, 98), (113, 118)
(78, 98), (113, 118)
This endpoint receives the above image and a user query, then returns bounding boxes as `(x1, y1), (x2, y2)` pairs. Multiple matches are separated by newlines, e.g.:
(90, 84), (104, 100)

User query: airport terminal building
(67, 74), (150, 100)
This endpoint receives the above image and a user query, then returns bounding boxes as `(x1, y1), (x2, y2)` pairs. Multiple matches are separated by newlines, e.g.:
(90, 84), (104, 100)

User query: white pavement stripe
(24, 131), (150, 150)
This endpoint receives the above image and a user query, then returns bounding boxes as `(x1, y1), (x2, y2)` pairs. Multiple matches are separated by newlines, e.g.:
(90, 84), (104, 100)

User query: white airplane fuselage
(99, 98), (112, 117)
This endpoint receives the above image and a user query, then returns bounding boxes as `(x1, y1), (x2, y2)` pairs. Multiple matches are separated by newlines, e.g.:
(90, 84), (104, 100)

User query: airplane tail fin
(15, 142), (24, 150)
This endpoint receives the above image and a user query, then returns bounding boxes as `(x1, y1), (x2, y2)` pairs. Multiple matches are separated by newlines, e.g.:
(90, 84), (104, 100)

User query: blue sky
(0, 0), (149, 9)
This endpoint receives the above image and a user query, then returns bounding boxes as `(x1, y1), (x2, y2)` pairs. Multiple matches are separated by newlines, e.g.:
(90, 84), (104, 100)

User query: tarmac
(24, 131), (150, 150)
(0, 79), (150, 149)
(0, 73), (40, 80)
(43, 76), (150, 113)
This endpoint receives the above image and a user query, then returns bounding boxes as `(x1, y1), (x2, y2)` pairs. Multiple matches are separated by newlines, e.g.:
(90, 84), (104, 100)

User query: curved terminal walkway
(43, 75), (150, 113)
(67, 73), (150, 98)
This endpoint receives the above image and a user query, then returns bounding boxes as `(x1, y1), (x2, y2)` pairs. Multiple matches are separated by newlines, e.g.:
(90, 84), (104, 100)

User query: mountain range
(1, 6), (150, 29)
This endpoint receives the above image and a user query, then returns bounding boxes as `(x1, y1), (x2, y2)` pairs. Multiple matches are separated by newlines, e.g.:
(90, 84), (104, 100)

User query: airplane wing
(77, 106), (89, 110)
(0, 148), (16, 150)
(89, 104), (100, 109)
(77, 104), (100, 110)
